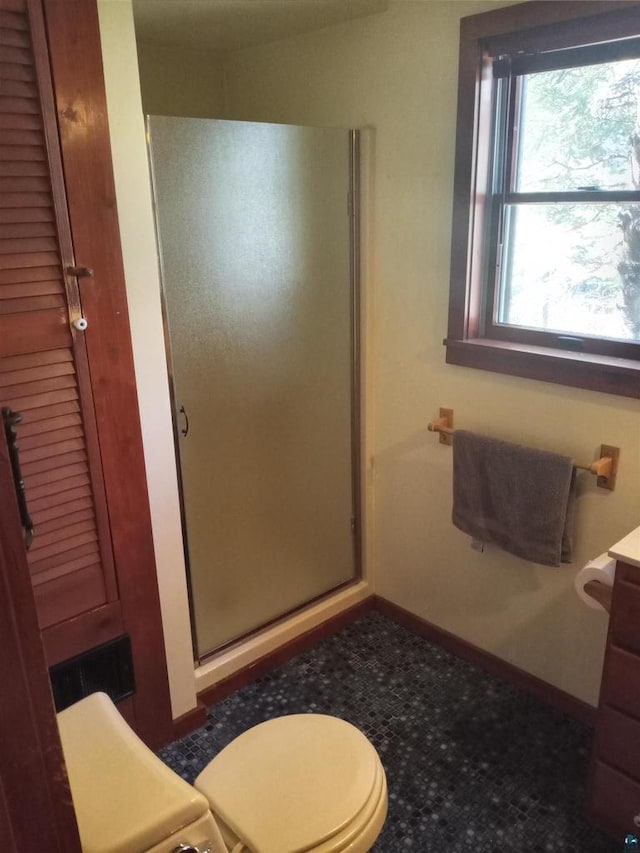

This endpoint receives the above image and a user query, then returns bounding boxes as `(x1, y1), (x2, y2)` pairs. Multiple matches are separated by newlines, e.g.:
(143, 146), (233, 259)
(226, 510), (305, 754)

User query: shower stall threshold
(194, 581), (371, 698)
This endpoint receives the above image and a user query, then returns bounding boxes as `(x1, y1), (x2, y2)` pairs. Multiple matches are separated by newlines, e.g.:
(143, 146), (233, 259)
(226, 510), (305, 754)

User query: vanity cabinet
(589, 559), (640, 839)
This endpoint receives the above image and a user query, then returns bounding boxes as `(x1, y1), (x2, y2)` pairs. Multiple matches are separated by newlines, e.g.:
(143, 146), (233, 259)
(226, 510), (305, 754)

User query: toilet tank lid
(57, 692), (210, 853)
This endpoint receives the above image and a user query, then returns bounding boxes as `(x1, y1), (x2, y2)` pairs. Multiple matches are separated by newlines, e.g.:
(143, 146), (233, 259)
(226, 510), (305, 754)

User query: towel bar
(427, 409), (620, 491)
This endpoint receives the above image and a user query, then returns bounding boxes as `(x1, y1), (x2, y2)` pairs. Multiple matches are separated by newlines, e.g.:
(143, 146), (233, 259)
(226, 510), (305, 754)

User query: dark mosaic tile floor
(159, 611), (620, 852)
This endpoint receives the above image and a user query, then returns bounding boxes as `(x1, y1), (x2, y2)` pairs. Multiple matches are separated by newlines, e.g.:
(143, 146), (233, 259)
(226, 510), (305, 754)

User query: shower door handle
(2, 407), (35, 550)
(179, 405), (189, 437)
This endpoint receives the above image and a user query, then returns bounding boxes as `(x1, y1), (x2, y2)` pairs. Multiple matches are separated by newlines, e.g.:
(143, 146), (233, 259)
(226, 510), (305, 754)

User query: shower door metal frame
(349, 130), (363, 579)
(149, 121), (362, 664)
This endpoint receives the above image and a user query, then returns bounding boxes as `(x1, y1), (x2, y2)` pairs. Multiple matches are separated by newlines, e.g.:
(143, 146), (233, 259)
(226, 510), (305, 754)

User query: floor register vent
(49, 635), (135, 712)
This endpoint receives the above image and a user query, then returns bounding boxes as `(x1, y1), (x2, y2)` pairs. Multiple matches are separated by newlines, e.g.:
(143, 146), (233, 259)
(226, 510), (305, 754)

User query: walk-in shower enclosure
(147, 117), (360, 660)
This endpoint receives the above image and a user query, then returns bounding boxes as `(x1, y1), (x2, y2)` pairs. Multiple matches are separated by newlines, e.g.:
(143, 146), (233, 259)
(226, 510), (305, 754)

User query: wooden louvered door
(0, 0), (119, 654)
(0, 0), (172, 747)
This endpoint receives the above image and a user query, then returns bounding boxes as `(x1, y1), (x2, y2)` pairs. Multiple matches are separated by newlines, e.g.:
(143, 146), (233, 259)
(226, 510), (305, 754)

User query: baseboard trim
(180, 592), (594, 736)
(374, 596), (596, 727)
(171, 700), (208, 739)
(197, 596), (375, 709)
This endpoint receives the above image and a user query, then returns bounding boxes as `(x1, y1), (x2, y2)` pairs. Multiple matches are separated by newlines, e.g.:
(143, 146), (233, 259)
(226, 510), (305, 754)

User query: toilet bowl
(57, 692), (387, 853)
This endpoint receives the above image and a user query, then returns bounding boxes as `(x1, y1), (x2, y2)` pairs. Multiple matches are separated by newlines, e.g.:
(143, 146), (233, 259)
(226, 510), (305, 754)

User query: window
(446, 2), (640, 398)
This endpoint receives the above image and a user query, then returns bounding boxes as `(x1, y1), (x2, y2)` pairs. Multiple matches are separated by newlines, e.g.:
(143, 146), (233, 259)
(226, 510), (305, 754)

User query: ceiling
(132, 0), (389, 54)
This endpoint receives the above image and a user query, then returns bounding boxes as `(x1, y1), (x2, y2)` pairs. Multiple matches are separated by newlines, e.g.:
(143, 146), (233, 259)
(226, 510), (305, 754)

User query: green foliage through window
(493, 55), (640, 341)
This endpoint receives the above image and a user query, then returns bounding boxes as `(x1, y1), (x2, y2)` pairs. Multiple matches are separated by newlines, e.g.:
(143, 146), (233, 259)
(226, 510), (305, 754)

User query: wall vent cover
(49, 635), (135, 712)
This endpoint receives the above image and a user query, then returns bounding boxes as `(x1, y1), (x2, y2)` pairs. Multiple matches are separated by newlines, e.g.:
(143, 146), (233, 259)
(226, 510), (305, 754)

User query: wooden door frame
(0, 428), (81, 852)
(38, 0), (173, 747)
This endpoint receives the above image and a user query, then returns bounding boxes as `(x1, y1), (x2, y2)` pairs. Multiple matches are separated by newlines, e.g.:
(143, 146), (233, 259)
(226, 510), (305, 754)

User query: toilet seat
(194, 714), (388, 853)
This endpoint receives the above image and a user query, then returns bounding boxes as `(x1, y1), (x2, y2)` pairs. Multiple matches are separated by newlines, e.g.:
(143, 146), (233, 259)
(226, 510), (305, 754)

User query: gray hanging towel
(452, 430), (577, 567)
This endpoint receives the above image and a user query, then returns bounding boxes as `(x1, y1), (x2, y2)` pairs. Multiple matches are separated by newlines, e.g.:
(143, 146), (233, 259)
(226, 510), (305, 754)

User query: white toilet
(57, 692), (388, 853)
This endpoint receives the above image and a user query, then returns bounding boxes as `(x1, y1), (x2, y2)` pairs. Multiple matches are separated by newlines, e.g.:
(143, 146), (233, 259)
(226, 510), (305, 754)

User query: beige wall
(136, 41), (226, 117)
(97, 0), (197, 719)
(222, 0), (640, 706)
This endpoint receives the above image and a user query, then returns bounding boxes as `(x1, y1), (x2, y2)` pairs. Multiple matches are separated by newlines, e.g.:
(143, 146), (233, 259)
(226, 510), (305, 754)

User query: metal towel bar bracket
(427, 408), (620, 491)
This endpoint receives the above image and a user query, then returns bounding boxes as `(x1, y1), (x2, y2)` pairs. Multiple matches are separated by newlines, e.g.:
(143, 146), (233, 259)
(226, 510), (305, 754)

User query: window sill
(444, 338), (640, 399)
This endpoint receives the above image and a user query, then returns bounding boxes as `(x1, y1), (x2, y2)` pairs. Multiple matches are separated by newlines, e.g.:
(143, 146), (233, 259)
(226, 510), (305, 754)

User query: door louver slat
(0, 112), (41, 130)
(0, 45), (30, 65)
(29, 539), (98, 572)
(21, 437), (87, 466)
(33, 495), (93, 525)
(0, 11), (28, 31)
(22, 448), (85, 476)
(36, 508), (93, 536)
(0, 25), (30, 47)
(29, 484), (92, 515)
(0, 293), (65, 313)
(7, 374), (77, 401)
(0, 78), (37, 97)
(0, 141), (45, 158)
(29, 519), (96, 553)
(27, 475), (91, 503)
(0, 281), (61, 299)
(1, 358), (73, 385)
(0, 63), (35, 82)
(0, 263), (59, 283)
(35, 555), (101, 588)
(23, 460), (88, 490)
(0, 216), (54, 232)
(19, 413), (81, 437)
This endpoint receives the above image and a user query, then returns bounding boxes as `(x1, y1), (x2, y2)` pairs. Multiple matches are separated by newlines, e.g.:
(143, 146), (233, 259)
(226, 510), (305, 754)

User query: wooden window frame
(446, 1), (640, 399)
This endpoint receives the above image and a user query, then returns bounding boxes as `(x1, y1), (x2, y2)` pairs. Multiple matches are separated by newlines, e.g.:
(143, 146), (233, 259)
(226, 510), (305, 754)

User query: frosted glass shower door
(148, 118), (357, 658)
